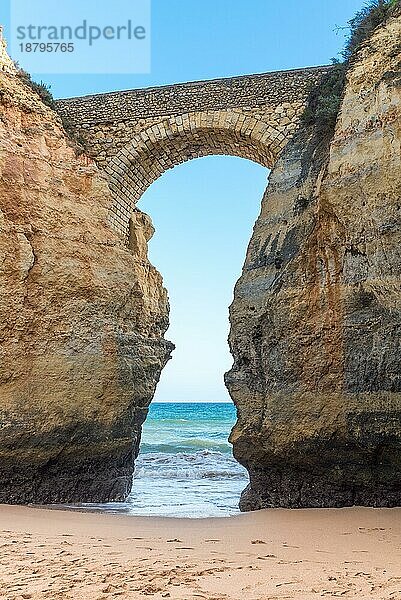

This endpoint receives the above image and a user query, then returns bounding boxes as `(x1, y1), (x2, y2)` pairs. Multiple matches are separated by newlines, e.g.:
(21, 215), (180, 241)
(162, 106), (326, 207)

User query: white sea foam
(62, 403), (249, 518)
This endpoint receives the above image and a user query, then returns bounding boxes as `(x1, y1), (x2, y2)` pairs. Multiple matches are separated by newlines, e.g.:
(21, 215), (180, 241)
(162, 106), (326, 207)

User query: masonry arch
(105, 110), (285, 242)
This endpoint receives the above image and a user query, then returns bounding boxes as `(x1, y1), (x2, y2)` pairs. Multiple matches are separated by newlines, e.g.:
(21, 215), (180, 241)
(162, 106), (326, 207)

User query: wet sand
(0, 504), (400, 599)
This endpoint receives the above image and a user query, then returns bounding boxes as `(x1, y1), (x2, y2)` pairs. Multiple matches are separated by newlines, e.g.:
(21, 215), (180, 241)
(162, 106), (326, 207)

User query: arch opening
(122, 154), (268, 517)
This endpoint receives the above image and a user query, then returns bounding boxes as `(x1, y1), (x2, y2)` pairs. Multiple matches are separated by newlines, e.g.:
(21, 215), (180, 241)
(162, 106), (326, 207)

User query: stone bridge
(56, 66), (330, 243)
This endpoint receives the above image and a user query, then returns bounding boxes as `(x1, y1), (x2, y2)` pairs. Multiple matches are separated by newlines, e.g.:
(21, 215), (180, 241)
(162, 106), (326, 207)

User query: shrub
(302, 61), (346, 134)
(301, 0), (399, 139)
(342, 0), (395, 63)
(17, 68), (55, 110)
(16, 66), (87, 154)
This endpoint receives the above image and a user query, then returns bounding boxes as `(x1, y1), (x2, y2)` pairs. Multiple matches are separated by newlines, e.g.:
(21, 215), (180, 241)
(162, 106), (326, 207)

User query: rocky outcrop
(0, 27), (15, 74)
(0, 67), (172, 503)
(227, 10), (401, 509)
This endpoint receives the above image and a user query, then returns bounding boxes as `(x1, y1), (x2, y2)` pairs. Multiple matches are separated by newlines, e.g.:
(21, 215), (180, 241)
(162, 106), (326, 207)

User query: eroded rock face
(0, 70), (172, 503)
(227, 11), (401, 509)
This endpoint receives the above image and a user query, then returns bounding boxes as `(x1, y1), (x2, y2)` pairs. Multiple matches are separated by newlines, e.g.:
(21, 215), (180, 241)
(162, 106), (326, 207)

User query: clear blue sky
(1, 0), (363, 401)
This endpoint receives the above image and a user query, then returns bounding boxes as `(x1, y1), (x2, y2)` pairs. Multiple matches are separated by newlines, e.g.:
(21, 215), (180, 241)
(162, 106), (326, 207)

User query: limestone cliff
(227, 9), (401, 509)
(0, 68), (172, 502)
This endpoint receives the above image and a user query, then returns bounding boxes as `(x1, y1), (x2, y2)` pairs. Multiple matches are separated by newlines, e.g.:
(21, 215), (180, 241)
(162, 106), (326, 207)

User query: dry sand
(0, 505), (400, 599)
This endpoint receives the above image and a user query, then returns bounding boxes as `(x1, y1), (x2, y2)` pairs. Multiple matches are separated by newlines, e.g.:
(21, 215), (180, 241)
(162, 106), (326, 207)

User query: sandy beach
(0, 506), (400, 599)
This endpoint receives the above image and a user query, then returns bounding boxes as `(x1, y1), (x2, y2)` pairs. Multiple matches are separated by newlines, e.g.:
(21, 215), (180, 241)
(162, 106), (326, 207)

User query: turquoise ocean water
(68, 403), (248, 518)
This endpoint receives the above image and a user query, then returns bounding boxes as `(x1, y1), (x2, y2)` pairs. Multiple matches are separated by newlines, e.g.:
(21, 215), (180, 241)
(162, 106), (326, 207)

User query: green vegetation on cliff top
(302, 0), (400, 135)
